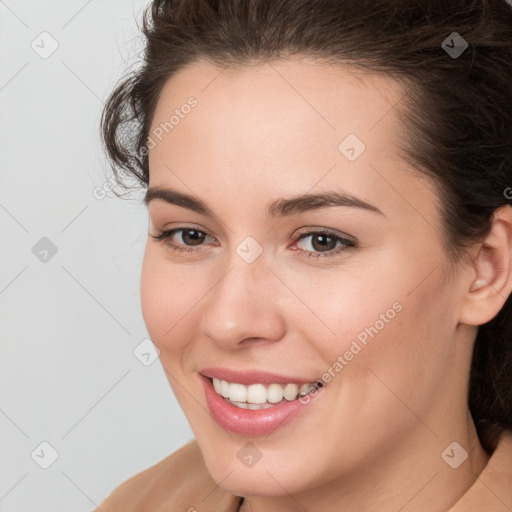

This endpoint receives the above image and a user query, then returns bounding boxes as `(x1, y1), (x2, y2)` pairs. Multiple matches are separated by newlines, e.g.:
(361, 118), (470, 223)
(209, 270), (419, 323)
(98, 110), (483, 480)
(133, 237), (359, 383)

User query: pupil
(312, 234), (335, 252)
(184, 230), (204, 245)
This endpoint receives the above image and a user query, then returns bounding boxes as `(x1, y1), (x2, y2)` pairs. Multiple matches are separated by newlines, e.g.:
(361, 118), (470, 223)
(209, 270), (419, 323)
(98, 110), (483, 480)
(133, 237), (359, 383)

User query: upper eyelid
(295, 227), (354, 241)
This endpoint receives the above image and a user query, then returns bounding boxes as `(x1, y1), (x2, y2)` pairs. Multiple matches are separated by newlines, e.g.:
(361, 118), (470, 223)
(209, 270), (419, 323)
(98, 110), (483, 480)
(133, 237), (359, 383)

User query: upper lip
(200, 367), (321, 386)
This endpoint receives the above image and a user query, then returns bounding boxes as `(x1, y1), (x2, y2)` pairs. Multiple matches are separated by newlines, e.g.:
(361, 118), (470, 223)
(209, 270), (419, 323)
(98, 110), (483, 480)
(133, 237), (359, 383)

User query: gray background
(1, 1), (194, 511)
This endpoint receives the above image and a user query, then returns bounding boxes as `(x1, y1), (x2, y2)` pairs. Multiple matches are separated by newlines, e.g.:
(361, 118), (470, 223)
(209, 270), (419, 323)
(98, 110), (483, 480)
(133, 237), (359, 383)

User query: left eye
(293, 231), (356, 258)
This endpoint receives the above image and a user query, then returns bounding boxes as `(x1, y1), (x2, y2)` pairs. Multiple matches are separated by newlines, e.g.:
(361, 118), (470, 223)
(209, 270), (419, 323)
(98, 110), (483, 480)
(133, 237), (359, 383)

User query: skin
(141, 58), (512, 512)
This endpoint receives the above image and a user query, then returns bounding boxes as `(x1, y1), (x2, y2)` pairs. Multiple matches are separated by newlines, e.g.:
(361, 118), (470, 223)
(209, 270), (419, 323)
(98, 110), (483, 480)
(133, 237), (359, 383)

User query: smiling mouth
(201, 373), (326, 436)
(210, 377), (324, 409)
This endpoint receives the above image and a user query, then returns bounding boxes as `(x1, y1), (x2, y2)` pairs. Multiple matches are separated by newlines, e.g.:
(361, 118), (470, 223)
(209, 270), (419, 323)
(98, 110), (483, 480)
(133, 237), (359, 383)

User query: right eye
(150, 227), (217, 253)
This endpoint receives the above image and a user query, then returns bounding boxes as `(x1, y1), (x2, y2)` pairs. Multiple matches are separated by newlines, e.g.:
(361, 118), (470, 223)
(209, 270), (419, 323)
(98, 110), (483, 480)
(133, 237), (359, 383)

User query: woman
(95, 0), (512, 510)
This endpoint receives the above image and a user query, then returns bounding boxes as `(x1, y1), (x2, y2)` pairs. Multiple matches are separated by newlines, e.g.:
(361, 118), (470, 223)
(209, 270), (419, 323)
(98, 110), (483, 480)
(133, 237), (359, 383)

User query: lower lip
(201, 375), (323, 436)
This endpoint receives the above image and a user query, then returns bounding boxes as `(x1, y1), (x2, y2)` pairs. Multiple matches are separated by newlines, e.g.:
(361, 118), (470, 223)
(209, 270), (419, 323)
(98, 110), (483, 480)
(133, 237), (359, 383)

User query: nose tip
(199, 263), (287, 349)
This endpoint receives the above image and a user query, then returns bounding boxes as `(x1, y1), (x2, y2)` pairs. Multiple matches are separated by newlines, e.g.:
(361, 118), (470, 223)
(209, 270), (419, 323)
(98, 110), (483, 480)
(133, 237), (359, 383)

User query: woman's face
(141, 59), (472, 499)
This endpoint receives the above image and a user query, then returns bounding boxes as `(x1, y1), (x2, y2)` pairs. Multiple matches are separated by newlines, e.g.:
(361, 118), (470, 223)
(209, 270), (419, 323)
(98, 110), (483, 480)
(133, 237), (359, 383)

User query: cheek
(296, 253), (453, 398)
(140, 246), (203, 354)
(280, 261), (400, 360)
(332, 273), (455, 418)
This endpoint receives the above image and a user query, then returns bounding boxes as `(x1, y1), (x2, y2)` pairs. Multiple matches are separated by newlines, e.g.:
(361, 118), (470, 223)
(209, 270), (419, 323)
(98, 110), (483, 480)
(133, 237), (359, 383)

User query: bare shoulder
(94, 439), (209, 512)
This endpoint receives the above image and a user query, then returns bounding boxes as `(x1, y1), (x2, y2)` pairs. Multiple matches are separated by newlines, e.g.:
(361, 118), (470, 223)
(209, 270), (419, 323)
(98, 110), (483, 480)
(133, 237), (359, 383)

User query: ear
(459, 205), (512, 326)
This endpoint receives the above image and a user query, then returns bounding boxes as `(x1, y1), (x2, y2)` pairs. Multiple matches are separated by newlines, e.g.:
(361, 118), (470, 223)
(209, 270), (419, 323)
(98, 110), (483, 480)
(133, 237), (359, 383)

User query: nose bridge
(199, 245), (286, 347)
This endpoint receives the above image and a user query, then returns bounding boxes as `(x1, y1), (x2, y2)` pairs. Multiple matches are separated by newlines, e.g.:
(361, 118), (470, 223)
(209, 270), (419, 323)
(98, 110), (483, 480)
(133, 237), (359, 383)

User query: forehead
(147, 58), (434, 223)
(149, 58), (406, 156)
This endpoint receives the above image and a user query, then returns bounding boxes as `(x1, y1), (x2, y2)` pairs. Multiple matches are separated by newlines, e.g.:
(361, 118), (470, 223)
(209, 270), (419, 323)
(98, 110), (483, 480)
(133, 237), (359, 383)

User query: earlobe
(459, 205), (512, 326)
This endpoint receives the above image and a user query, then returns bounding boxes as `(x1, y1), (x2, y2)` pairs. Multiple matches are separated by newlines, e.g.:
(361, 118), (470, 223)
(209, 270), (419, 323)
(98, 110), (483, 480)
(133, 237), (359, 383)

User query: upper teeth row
(212, 378), (317, 404)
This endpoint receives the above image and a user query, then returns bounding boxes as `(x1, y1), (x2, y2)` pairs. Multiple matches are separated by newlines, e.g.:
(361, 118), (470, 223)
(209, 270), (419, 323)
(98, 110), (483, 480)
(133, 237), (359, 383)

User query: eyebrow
(144, 186), (384, 218)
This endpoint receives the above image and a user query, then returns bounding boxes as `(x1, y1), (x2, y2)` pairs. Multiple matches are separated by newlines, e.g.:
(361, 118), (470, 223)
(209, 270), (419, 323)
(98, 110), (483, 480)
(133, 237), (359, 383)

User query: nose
(199, 256), (287, 350)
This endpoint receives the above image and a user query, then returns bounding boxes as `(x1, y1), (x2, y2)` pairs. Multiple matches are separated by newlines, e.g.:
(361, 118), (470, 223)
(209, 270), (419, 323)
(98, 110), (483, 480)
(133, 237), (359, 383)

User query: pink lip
(200, 367), (319, 385)
(200, 374), (324, 436)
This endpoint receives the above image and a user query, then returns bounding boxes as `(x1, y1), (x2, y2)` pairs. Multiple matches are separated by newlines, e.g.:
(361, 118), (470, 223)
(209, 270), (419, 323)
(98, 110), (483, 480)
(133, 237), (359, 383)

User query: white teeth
(247, 402), (272, 410)
(226, 399), (275, 410)
(299, 383), (312, 396)
(267, 383), (284, 403)
(228, 383), (247, 402)
(220, 380), (230, 398)
(227, 400), (249, 409)
(283, 383), (299, 401)
(212, 378), (320, 406)
(247, 383), (267, 404)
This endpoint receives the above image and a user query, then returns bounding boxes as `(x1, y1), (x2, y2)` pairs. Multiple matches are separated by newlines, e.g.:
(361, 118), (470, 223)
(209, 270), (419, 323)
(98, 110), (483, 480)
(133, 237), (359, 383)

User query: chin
(217, 470), (300, 498)
(201, 448), (308, 497)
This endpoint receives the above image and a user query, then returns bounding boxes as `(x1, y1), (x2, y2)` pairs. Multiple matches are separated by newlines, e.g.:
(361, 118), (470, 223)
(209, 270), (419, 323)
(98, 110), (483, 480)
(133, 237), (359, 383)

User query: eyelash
(150, 227), (357, 260)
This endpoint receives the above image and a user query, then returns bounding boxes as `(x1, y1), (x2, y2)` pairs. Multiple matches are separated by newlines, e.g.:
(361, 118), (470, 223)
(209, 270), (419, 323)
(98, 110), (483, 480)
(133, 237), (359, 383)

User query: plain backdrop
(0, 1), (194, 511)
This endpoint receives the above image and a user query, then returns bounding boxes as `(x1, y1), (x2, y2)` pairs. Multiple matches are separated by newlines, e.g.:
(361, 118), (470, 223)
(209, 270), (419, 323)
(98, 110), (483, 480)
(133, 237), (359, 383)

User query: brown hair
(100, 0), (512, 451)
